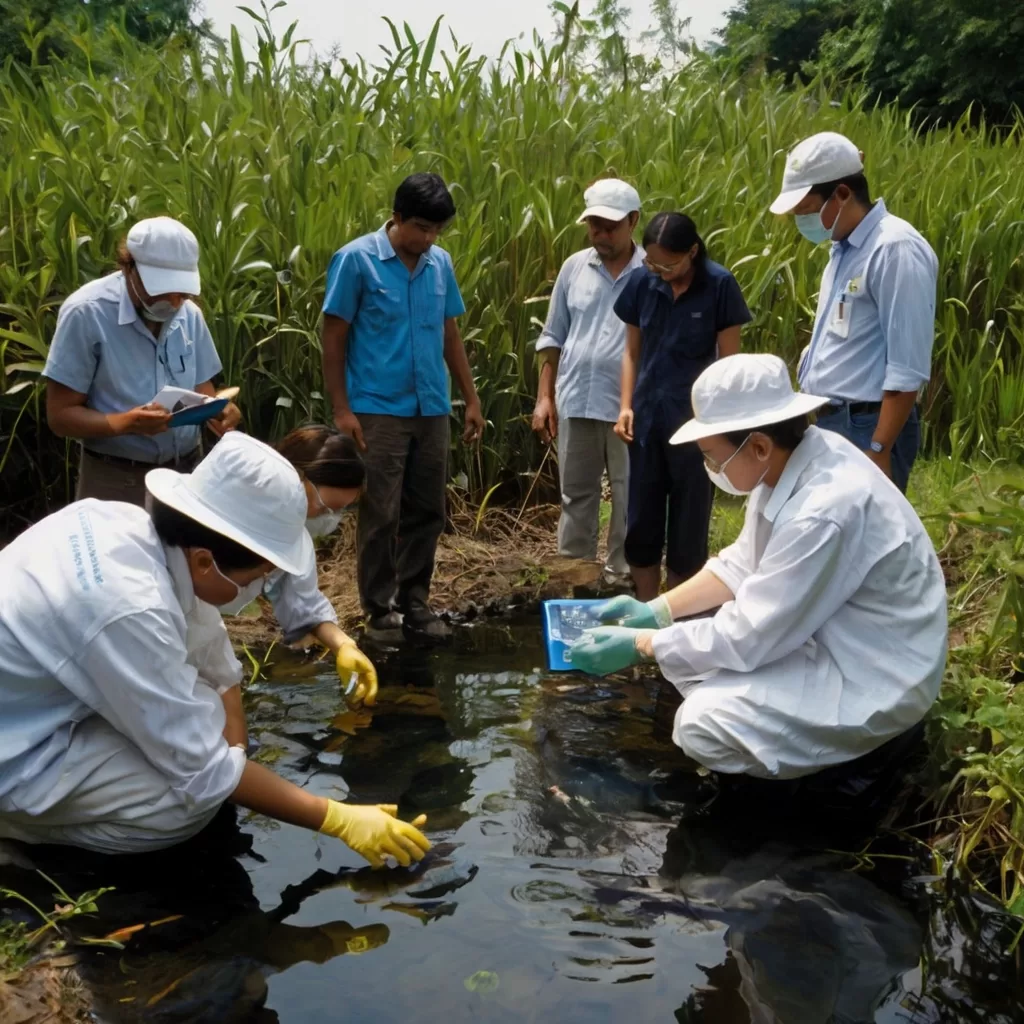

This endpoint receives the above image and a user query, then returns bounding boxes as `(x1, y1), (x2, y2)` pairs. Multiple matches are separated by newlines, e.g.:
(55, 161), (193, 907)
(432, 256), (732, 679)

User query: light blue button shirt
(322, 226), (466, 418)
(43, 272), (223, 463)
(536, 245), (646, 423)
(798, 200), (938, 402)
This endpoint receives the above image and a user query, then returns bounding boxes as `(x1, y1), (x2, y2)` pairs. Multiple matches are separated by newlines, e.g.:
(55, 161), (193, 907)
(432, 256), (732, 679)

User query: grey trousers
(356, 414), (449, 618)
(556, 416), (629, 576)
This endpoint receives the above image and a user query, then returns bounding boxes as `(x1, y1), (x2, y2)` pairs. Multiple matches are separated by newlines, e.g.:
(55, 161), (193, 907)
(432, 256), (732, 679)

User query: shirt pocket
(163, 324), (197, 387)
(826, 290), (855, 340)
(364, 285), (406, 330)
(671, 309), (717, 362)
(417, 282), (447, 328)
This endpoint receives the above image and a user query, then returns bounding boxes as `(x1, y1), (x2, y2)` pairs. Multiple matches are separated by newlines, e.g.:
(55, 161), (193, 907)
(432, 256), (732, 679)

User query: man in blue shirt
(533, 179), (645, 582)
(43, 216), (240, 506)
(770, 132), (938, 493)
(321, 173), (484, 643)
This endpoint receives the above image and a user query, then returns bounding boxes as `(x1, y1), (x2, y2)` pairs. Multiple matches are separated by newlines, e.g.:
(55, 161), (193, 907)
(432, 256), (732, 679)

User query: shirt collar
(842, 198), (887, 250)
(586, 242), (645, 272)
(761, 426), (827, 524)
(375, 222), (435, 266)
(117, 272), (139, 326)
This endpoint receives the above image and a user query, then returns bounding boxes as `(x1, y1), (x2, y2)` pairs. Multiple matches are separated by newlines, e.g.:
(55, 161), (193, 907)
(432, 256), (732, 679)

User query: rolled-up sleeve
(536, 263), (572, 353)
(58, 608), (245, 812)
(872, 240), (937, 392)
(43, 304), (98, 395)
(653, 515), (865, 682)
(185, 598), (244, 694)
(265, 565), (337, 645)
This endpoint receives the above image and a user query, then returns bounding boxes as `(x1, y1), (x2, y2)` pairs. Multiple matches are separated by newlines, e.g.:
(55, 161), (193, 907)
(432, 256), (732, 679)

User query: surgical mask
(139, 297), (179, 322)
(306, 510), (344, 539)
(795, 192), (844, 246)
(213, 564), (268, 615)
(704, 435), (770, 496)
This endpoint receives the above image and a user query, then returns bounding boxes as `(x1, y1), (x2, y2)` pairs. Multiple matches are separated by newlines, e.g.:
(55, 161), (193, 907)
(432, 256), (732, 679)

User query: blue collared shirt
(614, 260), (752, 438)
(42, 272), (222, 463)
(536, 244), (646, 423)
(322, 226), (466, 417)
(798, 199), (938, 402)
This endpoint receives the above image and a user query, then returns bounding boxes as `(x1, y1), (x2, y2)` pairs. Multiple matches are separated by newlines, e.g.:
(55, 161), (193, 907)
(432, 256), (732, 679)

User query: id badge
(830, 291), (852, 339)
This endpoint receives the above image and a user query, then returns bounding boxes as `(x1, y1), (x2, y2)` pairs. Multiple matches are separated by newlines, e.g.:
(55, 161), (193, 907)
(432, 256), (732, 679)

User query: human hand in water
(320, 801), (431, 869)
(597, 595), (673, 629)
(569, 626), (649, 676)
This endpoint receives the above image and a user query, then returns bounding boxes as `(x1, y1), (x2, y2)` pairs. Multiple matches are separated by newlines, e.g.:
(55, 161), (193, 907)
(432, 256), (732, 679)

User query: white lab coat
(262, 558), (337, 644)
(656, 427), (947, 779)
(0, 500), (247, 852)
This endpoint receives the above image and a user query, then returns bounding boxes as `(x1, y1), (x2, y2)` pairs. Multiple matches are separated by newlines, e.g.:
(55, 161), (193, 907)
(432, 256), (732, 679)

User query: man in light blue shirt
(533, 179), (644, 578)
(321, 173), (484, 643)
(771, 132), (938, 493)
(43, 216), (239, 506)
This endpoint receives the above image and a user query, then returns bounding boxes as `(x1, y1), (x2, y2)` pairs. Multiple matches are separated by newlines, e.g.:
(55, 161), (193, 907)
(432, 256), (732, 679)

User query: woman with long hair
(613, 212), (753, 600)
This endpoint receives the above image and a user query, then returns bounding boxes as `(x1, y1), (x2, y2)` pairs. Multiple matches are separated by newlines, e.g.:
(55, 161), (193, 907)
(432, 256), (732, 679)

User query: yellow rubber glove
(336, 642), (378, 706)
(320, 800), (430, 869)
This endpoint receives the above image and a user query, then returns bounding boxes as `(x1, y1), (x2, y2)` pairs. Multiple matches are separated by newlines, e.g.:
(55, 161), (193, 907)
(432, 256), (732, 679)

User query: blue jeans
(815, 404), (920, 494)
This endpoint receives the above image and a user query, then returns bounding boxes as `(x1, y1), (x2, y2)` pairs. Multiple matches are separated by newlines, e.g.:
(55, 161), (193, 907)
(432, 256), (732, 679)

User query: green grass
(1, 6), (1024, 528)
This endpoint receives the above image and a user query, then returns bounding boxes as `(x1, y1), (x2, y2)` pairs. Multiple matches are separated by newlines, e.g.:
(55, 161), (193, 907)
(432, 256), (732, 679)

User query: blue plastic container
(540, 599), (607, 672)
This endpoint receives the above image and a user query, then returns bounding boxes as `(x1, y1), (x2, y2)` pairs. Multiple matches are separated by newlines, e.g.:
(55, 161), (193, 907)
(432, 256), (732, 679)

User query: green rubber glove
(568, 626), (645, 676)
(597, 594), (673, 629)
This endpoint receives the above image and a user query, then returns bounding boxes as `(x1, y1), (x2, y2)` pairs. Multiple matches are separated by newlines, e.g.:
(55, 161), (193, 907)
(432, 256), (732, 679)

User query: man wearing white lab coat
(0, 432), (430, 867)
(569, 354), (947, 780)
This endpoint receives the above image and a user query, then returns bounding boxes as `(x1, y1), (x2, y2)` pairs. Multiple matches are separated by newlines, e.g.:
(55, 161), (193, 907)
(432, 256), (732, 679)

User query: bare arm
(443, 318), (484, 443)
(221, 685), (248, 748)
(716, 325), (742, 358)
(614, 324), (643, 443)
(865, 389), (918, 478)
(532, 349), (560, 443)
(322, 315), (366, 450)
(662, 567), (736, 621)
(46, 379), (170, 439)
(230, 760), (329, 831)
(312, 621), (357, 654)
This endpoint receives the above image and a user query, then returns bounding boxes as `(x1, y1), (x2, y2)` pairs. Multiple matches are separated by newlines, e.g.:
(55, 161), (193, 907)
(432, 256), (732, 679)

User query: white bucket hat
(578, 178), (642, 223)
(146, 432), (314, 575)
(769, 132), (864, 215)
(126, 216), (202, 296)
(670, 354), (830, 445)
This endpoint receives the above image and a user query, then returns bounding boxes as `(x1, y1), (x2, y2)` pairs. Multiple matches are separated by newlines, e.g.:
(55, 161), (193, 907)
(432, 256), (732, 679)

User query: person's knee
(674, 696), (750, 772)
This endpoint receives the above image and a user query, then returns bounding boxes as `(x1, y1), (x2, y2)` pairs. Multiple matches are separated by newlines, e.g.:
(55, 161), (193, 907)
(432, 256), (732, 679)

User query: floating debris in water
(463, 969), (499, 994)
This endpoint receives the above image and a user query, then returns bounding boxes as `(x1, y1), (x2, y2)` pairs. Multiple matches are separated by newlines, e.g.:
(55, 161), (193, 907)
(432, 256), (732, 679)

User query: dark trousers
(815, 404), (920, 494)
(625, 420), (714, 578)
(356, 414), (449, 618)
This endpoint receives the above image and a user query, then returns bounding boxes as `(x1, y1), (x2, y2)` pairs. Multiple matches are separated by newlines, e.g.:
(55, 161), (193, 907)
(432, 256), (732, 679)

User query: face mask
(704, 435), (770, 496)
(213, 564), (268, 615)
(306, 510), (344, 539)
(795, 192), (844, 246)
(140, 297), (179, 322)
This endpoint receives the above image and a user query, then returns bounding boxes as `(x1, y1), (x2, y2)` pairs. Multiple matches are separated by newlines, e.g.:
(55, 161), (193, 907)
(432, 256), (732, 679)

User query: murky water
(2, 617), (1022, 1022)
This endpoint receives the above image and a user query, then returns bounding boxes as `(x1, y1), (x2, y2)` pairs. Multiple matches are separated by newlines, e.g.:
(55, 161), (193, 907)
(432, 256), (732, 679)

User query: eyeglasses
(702, 435), (750, 474)
(643, 255), (687, 274)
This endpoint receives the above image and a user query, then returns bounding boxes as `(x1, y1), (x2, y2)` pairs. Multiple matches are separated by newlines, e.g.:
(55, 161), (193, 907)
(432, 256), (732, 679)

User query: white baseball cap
(146, 432), (314, 576)
(126, 216), (202, 296)
(670, 354), (829, 445)
(769, 132), (864, 215)
(578, 178), (642, 223)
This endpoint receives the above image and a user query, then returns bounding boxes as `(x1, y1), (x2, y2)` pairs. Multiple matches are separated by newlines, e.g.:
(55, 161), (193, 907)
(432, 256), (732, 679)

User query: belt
(83, 447), (201, 471)
(825, 400), (882, 415)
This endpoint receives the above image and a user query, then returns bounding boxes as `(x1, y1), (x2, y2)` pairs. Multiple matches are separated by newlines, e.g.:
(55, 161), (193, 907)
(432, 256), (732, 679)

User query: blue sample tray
(541, 599), (607, 672)
(169, 398), (228, 427)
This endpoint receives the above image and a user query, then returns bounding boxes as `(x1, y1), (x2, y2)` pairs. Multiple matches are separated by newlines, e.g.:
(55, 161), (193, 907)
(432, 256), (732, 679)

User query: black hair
(275, 424), (366, 490)
(642, 212), (707, 261)
(149, 497), (267, 571)
(393, 172), (456, 223)
(722, 414), (809, 452)
(807, 172), (872, 207)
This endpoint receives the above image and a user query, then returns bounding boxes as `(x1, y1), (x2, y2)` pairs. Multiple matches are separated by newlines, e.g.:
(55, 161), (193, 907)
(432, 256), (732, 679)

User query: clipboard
(168, 398), (228, 427)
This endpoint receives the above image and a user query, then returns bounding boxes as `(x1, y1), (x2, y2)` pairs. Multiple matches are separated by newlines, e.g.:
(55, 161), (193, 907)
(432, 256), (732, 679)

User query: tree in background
(0, 0), (205, 65)
(719, 0), (1024, 125)
(643, 0), (691, 64)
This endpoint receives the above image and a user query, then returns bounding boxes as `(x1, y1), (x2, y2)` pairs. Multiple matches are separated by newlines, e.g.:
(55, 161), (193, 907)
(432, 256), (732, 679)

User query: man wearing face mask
(43, 216), (241, 506)
(0, 431), (430, 866)
(569, 354), (947, 781)
(770, 132), (938, 493)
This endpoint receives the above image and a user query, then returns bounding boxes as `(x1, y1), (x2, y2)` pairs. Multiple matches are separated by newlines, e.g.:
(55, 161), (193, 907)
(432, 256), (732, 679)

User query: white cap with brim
(577, 178), (642, 223)
(769, 132), (864, 215)
(671, 353), (830, 445)
(146, 432), (314, 576)
(127, 216), (202, 296)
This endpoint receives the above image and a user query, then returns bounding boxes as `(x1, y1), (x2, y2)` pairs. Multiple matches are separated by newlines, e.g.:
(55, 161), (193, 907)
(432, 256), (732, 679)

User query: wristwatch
(868, 439), (886, 453)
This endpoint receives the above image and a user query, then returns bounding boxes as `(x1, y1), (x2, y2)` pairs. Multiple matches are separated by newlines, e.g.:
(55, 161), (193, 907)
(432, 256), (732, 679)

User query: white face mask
(306, 510), (344, 539)
(704, 435), (770, 496)
(140, 297), (179, 322)
(213, 564), (268, 615)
